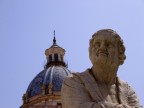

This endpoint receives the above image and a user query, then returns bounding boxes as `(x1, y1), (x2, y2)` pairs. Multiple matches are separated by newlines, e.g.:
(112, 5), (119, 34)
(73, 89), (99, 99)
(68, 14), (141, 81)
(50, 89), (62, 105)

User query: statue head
(89, 29), (126, 67)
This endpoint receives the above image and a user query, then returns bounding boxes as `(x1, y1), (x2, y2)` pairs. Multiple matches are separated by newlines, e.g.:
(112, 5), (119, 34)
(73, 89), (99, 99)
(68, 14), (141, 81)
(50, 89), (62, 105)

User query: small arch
(49, 55), (52, 62)
(54, 53), (58, 61)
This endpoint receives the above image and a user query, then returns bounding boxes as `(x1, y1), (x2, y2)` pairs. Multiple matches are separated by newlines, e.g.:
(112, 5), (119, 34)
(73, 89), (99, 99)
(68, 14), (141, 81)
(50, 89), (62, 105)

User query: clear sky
(0, 0), (144, 107)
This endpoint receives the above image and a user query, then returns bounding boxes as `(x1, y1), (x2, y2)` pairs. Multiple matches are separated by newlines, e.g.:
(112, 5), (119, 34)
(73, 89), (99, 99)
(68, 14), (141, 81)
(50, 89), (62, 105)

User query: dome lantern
(45, 31), (66, 67)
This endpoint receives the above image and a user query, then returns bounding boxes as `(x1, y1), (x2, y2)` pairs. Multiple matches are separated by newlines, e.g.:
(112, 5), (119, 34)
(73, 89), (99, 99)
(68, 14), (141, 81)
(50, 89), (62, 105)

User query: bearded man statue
(61, 29), (142, 108)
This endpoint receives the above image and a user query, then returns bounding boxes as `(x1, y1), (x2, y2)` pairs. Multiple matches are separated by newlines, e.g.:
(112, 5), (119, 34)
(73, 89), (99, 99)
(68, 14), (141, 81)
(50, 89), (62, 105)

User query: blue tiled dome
(24, 36), (71, 100)
(26, 66), (71, 99)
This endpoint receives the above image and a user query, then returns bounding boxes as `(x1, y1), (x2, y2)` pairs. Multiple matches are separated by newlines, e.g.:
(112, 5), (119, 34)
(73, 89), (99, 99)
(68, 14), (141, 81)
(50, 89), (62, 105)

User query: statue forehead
(92, 32), (116, 43)
(90, 29), (120, 45)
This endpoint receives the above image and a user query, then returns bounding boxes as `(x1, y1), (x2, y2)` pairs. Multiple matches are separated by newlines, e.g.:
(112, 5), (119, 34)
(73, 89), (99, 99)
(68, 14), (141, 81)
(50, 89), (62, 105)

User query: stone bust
(61, 29), (142, 108)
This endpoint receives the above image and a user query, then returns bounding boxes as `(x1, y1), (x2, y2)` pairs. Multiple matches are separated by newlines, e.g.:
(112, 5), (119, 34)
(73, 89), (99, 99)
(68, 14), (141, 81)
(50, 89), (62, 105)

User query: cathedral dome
(26, 66), (71, 99)
(22, 33), (71, 106)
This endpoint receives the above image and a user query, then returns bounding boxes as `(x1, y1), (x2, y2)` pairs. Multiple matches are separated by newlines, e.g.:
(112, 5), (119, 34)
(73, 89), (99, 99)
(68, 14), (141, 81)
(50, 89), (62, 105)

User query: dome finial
(53, 30), (56, 45)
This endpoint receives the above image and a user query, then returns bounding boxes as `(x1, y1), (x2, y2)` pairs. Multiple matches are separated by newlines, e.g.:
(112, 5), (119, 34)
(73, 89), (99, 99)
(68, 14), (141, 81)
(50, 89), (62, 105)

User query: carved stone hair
(89, 29), (126, 65)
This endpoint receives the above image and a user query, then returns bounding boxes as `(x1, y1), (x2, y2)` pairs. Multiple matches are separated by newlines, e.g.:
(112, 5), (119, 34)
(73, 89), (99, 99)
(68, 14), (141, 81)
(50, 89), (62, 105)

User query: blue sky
(0, 0), (144, 107)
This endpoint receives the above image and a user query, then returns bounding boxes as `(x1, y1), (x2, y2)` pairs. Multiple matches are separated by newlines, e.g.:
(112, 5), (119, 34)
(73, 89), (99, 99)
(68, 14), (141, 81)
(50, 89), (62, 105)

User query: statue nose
(96, 42), (108, 56)
(100, 42), (107, 50)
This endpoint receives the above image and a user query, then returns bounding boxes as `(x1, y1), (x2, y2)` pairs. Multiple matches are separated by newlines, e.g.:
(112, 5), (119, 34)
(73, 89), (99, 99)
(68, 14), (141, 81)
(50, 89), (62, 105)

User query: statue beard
(92, 55), (119, 84)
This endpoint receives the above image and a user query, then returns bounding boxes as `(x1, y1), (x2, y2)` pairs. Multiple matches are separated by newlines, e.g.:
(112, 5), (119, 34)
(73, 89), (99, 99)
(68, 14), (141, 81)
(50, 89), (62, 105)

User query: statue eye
(95, 42), (100, 48)
(107, 43), (115, 48)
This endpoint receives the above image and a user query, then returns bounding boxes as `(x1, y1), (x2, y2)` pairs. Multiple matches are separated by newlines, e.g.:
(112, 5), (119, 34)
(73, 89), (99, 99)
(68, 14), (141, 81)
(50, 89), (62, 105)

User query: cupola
(45, 31), (66, 67)
(21, 31), (71, 108)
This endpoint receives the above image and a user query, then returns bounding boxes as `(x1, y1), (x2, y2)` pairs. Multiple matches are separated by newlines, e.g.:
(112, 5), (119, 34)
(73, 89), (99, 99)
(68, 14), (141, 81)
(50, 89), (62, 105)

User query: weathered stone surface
(62, 29), (142, 108)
